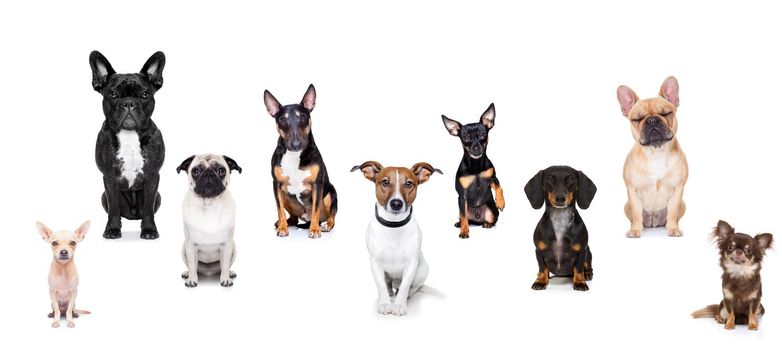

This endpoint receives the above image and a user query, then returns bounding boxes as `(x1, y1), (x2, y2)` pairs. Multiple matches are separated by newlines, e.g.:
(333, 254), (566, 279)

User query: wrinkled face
(101, 74), (157, 131)
(374, 167), (419, 214)
(48, 231), (80, 262)
(273, 105), (312, 152)
(627, 98), (677, 147)
(187, 155), (231, 198)
(543, 169), (577, 208)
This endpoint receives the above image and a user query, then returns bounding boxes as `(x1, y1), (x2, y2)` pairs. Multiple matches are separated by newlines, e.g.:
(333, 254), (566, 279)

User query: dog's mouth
(640, 126), (673, 147)
(195, 185), (226, 198)
(552, 203), (569, 209)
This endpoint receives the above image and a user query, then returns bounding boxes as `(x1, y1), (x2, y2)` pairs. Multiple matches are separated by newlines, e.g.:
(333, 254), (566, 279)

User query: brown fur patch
(459, 175), (476, 189)
(572, 267), (586, 285)
(492, 183), (505, 210)
(572, 243), (582, 252)
(479, 167), (494, 179)
(535, 268), (550, 284)
(459, 199), (470, 238)
(537, 241), (547, 250)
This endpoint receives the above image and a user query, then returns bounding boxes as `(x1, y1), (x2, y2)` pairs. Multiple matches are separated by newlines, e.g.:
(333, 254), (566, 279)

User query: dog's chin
(468, 152), (484, 159)
(194, 187), (226, 199)
(639, 128), (673, 148)
(57, 256), (72, 262)
(551, 204), (569, 209)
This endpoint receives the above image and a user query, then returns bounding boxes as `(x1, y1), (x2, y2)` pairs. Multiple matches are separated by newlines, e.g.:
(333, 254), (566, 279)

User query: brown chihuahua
(37, 221), (91, 328)
(692, 220), (773, 330)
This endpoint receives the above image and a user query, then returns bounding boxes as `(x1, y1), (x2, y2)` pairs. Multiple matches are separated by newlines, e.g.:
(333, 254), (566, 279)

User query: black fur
(90, 51), (166, 239)
(524, 166), (596, 291)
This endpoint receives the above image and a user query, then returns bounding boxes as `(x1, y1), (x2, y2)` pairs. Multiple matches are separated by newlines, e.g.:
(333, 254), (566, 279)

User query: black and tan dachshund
(524, 166), (596, 291)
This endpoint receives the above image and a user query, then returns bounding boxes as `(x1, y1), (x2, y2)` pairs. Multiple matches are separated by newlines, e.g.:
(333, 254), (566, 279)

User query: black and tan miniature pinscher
(524, 166), (597, 291)
(441, 103), (505, 239)
(263, 84), (338, 239)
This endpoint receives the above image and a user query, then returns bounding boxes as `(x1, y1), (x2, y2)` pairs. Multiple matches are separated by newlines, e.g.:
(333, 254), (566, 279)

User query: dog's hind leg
(482, 201), (499, 228)
(320, 185), (337, 232)
(409, 255), (429, 297)
(583, 246), (594, 281)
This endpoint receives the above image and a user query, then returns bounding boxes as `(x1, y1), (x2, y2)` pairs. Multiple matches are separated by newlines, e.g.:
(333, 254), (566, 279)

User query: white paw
(377, 300), (392, 315)
(391, 301), (408, 316)
(66, 321), (75, 328)
(51, 321), (60, 328)
(184, 278), (198, 288)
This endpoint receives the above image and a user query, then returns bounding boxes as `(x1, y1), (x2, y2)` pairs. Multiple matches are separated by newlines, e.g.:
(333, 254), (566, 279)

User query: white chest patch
(116, 130), (145, 187)
(550, 208), (574, 269)
(724, 260), (759, 279)
(280, 151), (311, 203)
(645, 153), (669, 182)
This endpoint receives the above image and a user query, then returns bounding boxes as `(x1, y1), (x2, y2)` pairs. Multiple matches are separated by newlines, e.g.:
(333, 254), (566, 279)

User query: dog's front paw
(482, 222), (495, 229)
(181, 271), (190, 279)
(66, 320), (75, 328)
(229, 271), (237, 279)
(377, 300), (392, 315)
(276, 228), (289, 237)
(725, 321), (736, 330)
(715, 315), (725, 324)
(626, 228), (642, 238)
(184, 279), (198, 288)
(666, 225), (682, 237)
(220, 279), (234, 287)
(51, 321), (60, 328)
(531, 281), (548, 290)
(140, 229), (159, 240)
(748, 320), (759, 331)
(573, 282), (589, 291)
(308, 228), (322, 239)
(496, 196), (505, 212)
(320, 222), (333, 232)
(391, 301), (408, 316)
(103, 228), (122, 239)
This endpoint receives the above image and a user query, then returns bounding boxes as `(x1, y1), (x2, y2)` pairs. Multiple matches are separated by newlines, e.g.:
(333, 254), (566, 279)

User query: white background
(1, 0), (779, 348)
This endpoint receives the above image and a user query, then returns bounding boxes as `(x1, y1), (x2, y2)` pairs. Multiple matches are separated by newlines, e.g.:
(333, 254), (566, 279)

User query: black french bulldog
(89, 51), (166, 239)
(441, 103), (505, 239)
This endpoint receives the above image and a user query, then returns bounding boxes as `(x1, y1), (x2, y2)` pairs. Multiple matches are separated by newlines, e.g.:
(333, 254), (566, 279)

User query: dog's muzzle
(467, 143), (484, 159)
(640, 117), (673, 147)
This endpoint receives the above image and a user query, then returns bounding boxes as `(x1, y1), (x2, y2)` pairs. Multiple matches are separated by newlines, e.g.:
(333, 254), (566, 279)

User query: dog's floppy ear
(89, 50), (116, 92)
(441, 115), (462, 136)
(712, 220), (734, 245)
(755, 233), (773, 254)
(480, 103), (496, 129)
(351, 161), (384, 182)
(616, 85), (639, 117)
(576, 171), (597, 209)
(410, 162), (442, 185)
(35, 222), (54, 242)
(301, 84), (316, 112)
(263, 90), (282, 117)
(659, 76), (680, 107)
(223, 155), (242, 174)
(524, 170), (545, 209)
(140, 51), (165, 89)
(176, 155), (196, 174)
(74, 221), (90, 242)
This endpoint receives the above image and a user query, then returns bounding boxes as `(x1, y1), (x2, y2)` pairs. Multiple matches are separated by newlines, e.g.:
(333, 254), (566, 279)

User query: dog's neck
(639, 138), (678, 158)
(189, 191), (227, 208)
(375, 203), (413, 228)
(461, 153), (488, 173)
(50, 258), (77, 276)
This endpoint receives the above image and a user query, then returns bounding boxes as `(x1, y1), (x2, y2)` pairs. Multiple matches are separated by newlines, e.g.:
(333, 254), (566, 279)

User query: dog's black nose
(121, 100), (136, 110)
(59, 249), (68, 256)
(389, 199), (403, 211)
(647, 117), (658, 124)
(555, 195), (566, 203)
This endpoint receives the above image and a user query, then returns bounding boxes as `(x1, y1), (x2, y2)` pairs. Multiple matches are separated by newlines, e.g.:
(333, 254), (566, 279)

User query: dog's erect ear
(524, 170), (545, 209)
(712, 220), (734, 244)
(35, 222), (54, 242)
(223, 155), (242, 174)
(755, 233), (773, 254)
(89, 50), (116, 92)
(576, 171), (597, 209)
(176, 155), (196, 174)
(410, 162), (443, 185)
(659, 76), (680, 107)
(441, 115), (462, 136)
(351, 161), (384, 182)
(480, 103), (496, 129)
(616, 85), (639, 117)
(140, 51), (165, 89)
(263, 90), (282, 117)
(301, 84), (316, 112)
(74, 221), (90, 242)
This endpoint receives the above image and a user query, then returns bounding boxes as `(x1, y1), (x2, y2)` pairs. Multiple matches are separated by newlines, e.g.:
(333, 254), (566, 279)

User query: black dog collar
(375, 206), (413, 228)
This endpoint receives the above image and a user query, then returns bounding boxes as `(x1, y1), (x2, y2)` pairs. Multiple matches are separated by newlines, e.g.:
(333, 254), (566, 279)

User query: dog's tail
(417, 285), (446, 299)
(691, 304), (719, 319)
(75, 309), (92, 316)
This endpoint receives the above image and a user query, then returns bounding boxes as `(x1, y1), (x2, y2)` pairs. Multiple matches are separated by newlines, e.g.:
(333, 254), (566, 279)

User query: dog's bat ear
(264, 90), (282, 117)
(223, 155), (242, 174)
(351, 161), (383, 182)
(441, 115), (462, 136)
(712, 220), (735, 244)
(176, 155), (196, 174)
(524, 170), (545, 209)
(755, 233), (773, 253)
(659, 76), (680, 107)
(576, 171), (597, 209)
(301, 84), (316, 112)
(410, 162), (442, 185)
(480, 103), (496, 129)
(89, 50), (116, 92)
(74, 221), (90, 241)
(139, 51), (165, 89)
(35, 221), (54, 242)
(616, 85), (639, 117)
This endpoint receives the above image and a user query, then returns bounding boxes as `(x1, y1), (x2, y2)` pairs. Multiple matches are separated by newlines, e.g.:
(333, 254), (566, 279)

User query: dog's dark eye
(69, 241), (76, 246)
(727, 245), (734, 252)
(744, 248), (752, 256)
(567, 176), (576, 184)
(109, 91), (118, 98)
(381, 179), (390, 187)
(192, 169), (201, 176)
(405, 180), (414, 189)
(140, 91), (150, 99)
(217, 168), (226, 176)
(51, 241), (57, 247)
